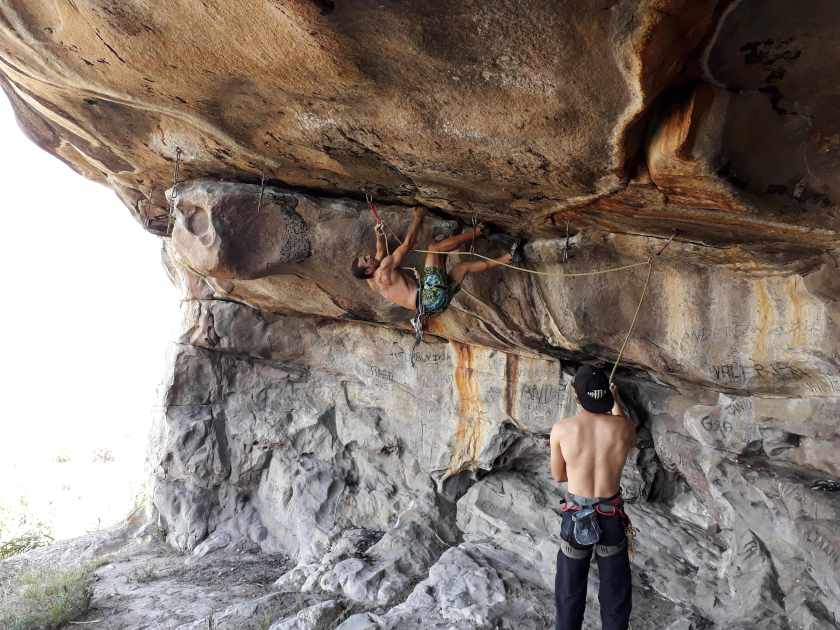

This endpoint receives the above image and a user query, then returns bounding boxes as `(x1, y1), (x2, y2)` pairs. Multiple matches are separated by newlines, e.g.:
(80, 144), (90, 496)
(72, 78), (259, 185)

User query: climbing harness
(560, 493), (635, 558)
(811, 479), (840, 492)
(166, 147), (182, 235)
(257, 173), (267, 213)
(145, 186), (155, 228)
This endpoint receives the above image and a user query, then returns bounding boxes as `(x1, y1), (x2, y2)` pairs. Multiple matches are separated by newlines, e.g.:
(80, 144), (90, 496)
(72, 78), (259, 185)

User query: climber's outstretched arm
(388, 206), (426, 267)
(374, 226), (386, 261)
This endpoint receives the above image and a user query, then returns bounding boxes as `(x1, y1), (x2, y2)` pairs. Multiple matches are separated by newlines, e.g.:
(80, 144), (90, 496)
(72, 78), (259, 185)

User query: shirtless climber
(351, 206), (519, 318)
(550, 366), (637, 630)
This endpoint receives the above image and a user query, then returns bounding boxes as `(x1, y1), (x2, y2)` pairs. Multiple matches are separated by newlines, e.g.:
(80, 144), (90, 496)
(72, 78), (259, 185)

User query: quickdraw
(811, 479), (840, 492)
(145, 186), (155, 228)
(257, 173), (267, 213)
(365, 191), (381, 224)
(166, 147), (182, 235)
(410, 287), (429, 368)
(733, 458), (773, 473)
(470, 215), (477, 255)
(563, 218), (572, 263)
(656, 229), (677, 257)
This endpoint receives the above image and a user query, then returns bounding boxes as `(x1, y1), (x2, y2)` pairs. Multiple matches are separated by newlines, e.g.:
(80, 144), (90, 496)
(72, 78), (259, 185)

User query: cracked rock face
(3, 1), (840, 628)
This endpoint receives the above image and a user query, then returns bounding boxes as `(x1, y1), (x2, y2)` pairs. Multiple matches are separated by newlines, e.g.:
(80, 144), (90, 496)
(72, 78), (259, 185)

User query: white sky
(0, 93), (179, 539)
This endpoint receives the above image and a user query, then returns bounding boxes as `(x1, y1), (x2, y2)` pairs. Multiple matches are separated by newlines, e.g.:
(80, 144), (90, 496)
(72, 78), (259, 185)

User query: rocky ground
(1, 524), (700, 630)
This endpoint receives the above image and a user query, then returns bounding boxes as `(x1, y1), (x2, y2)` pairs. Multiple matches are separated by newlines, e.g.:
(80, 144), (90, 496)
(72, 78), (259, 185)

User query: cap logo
(588, 389), (607, 400)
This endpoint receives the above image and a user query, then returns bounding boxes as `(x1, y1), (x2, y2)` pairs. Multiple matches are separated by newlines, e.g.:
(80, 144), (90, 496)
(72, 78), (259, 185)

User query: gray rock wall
(148, 294), (840, 628)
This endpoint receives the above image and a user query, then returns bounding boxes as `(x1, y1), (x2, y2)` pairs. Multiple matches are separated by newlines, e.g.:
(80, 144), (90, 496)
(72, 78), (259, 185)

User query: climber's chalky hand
(413, 206), (427, 218)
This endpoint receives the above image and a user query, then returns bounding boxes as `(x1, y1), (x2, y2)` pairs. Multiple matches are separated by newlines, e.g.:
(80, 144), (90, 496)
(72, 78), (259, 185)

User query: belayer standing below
(351, 205), (520, 317)
(550, 366), (637, 630)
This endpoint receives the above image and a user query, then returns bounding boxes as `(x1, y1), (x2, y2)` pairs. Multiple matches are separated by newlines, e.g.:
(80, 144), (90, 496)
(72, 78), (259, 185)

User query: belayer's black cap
(574, 365), (614, 414)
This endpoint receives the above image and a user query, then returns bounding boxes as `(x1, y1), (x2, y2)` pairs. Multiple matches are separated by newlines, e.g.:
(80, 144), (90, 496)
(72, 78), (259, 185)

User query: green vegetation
(0, 560), (107, 630)
(150, 524), (168, 544)
(128, 564), (158, 584)
(126, 481), (149, 519)
(0, 498), (54, 561)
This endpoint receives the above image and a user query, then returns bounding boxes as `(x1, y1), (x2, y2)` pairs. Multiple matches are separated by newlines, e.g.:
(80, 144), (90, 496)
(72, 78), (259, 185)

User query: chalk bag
(572, 508), (602, 546)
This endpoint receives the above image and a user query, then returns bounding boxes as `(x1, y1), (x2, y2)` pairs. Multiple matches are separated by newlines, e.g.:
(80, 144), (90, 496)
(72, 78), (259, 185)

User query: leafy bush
(0, 533), (54, 561)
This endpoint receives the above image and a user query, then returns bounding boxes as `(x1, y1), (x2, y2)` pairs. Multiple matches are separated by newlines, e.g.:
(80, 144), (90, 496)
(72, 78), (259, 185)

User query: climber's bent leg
(449, 253), (512, 285)
(423, 232), (475, 269)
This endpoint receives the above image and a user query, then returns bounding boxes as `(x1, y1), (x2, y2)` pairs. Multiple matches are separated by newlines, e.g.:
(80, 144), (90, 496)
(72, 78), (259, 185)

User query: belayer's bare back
(550, 373), (636, 498)
(551, 410), (635, 497)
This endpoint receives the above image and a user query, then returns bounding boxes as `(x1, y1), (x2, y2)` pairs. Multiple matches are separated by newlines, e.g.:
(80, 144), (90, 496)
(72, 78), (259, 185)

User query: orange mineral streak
(646, 85), (749, 214)
(503, 353), (524, 430)
(751, 280), (773, 363)
(447, 341), (488, 477)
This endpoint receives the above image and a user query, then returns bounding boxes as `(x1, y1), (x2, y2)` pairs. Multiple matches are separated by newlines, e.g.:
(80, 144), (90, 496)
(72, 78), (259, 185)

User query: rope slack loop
(166, 147), (182, 236)
(145, 186), (154, 228)
(257, 173), (267, 213)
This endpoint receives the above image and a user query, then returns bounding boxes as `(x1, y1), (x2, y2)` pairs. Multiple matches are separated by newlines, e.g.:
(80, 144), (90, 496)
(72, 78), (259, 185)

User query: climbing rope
(166, 148), (182, 235)
(608, 260), (652, 384)
(376, 218), (651, 278)
(257, 173), (267, 213)
(145, 186), (154, 228)
(608, 230), (675, 383)
(366, 196), (652, 277)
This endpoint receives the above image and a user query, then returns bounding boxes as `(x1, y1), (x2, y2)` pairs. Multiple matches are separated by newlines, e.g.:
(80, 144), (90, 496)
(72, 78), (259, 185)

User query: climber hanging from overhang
(351, 204), (521, 363)
(350, 194), (676, 369)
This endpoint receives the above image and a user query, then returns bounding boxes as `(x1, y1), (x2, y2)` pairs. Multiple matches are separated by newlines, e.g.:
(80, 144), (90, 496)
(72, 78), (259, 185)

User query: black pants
(555, 510), (632, 630)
